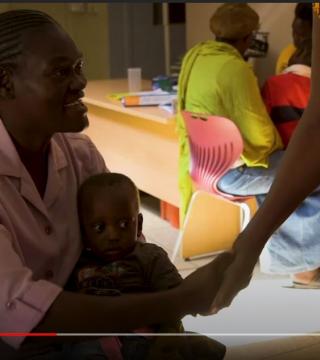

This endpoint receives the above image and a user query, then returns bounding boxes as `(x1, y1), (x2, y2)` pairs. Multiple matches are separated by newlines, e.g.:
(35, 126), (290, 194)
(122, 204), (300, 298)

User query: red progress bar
(0, 333), (57, 337)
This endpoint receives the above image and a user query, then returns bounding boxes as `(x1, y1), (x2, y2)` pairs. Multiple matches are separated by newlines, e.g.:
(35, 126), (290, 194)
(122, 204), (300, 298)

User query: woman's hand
(180, 252), (234, 315)
(209, 234), (264, 314)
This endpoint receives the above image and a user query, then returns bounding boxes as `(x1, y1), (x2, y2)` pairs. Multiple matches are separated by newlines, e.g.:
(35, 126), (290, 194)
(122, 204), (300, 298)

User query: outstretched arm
(30, 252), (233, 337)
(211, 11), (320, 312)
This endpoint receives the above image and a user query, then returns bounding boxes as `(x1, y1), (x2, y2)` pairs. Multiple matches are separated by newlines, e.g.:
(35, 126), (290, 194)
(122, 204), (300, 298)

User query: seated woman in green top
(177, 3), (320, 286)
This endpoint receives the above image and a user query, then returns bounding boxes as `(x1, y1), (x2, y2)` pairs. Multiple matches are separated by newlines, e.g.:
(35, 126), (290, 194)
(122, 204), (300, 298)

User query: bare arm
(21, 289), (190, 349)
(33, 252), (232, 332)
(35, 289), (187, 333)
(211, 12), (320, 311)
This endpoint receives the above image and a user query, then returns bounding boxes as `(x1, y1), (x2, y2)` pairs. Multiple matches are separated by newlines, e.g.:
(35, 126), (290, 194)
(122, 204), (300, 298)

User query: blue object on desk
(152, 75), (178, 92)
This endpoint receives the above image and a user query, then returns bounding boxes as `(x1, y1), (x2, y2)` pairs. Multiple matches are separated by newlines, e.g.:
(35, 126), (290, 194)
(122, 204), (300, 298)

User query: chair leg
(239, 202), (251, 230)
(171, 191), (196, 263)
(171, 229), (183, 263)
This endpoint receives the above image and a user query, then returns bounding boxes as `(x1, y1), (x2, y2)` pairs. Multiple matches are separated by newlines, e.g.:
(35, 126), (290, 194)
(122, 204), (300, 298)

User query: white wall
(1, 3), (109, 80)
(186, 3), (296, 85)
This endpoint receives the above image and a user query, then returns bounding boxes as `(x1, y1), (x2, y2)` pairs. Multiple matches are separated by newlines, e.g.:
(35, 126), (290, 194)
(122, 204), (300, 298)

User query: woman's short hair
(288, 38), (312, 67)
(210, 3), (259, 41)
(0, 9), (58, 65)
(295, 3), (313, 25)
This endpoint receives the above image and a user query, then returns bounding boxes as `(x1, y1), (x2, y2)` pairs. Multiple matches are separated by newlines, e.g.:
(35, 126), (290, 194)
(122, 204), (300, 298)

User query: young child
(70, 172), (225, 360)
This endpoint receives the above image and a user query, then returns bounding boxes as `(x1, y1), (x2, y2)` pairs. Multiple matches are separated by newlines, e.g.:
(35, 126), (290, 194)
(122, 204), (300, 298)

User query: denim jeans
(218, 150), (320, 274)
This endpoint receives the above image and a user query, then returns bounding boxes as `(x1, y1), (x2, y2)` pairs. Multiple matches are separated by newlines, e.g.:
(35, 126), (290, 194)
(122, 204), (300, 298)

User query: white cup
(171, 98), (178, 114)
(127, 68), (142, 93)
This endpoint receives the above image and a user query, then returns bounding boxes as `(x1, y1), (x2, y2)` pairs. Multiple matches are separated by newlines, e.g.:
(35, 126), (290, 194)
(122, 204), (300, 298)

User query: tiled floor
(141, 194), (320, 357)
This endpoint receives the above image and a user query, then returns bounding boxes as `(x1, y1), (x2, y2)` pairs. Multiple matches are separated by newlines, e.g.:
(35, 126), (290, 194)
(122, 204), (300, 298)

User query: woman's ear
(0, 66), (15, 100)
(137, 213), (143, 237)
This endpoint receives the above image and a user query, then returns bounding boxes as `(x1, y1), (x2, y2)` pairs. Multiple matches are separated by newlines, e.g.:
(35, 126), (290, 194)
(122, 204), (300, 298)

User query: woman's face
(292, 18), (312, 48)
(9, 24), (88, 137)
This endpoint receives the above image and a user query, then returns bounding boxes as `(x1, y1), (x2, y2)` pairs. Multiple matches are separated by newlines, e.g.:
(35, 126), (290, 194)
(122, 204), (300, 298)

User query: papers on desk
(121, 89), (177, 107)
(108, 90), (160, 101)
(159, 104), (175, 114)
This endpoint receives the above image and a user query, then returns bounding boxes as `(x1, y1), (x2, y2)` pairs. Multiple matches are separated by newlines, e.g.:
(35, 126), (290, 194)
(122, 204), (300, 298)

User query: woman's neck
(10, 133), (50, 198)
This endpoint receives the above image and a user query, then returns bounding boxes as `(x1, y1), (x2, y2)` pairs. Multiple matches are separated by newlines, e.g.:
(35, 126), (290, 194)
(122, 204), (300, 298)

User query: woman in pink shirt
(0, 9), (231, 359)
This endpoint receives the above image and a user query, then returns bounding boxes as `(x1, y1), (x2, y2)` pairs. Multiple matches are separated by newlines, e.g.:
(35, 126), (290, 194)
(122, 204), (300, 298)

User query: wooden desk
(83, 79), (180, 207)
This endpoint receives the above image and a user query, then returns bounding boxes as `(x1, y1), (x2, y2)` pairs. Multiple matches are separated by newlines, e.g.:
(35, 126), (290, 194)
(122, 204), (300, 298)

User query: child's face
(80, 186), (142, 262)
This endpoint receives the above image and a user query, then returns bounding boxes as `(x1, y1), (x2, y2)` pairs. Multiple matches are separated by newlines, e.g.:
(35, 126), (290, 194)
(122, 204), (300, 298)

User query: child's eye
(119, 220), (129, 229)
(93, 222), (105, 234)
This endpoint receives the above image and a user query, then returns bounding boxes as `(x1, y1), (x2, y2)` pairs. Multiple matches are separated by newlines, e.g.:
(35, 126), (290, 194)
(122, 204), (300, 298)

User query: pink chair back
(182, 111), (244, 199)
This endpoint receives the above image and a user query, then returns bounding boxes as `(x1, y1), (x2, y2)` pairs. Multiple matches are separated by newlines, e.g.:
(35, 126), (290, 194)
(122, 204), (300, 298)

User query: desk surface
(83, 79), (180, 206)
(84, 79), (175, 125)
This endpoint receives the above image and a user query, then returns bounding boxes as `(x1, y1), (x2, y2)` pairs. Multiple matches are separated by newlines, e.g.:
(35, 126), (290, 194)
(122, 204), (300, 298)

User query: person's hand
(180, 252), (234, 315)
(209, 234), (263, 314)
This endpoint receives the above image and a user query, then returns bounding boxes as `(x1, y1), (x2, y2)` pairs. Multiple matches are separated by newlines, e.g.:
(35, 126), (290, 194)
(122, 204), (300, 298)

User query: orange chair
(172, 112), (256, 261)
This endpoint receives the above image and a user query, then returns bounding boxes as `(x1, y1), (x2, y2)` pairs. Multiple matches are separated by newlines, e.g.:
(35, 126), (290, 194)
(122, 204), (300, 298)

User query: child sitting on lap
(69, 172), (225, 360)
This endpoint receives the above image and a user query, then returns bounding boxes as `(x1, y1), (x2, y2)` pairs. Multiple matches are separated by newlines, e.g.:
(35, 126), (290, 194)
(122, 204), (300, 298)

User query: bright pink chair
(172, 111), (256, 261)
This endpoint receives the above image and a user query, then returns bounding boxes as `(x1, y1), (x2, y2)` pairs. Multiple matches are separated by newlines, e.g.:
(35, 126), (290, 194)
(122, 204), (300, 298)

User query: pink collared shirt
(0, 120), (106, 348)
